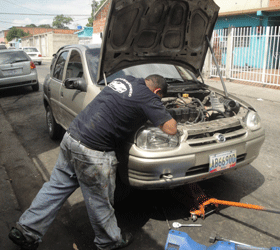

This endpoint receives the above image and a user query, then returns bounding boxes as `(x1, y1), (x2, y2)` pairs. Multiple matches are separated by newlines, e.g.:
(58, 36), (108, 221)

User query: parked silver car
(43, 0), (265, 190)
(0, 49), (39, 91)
(20, 47), (42, 65)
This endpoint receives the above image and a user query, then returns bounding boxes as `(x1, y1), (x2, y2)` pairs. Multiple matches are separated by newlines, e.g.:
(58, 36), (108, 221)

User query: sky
(0, 0), (99, 31)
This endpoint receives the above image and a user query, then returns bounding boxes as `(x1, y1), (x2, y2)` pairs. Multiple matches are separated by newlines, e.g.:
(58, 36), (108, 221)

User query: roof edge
(94, 0), (110, 17)
(219, 6), (280, 17)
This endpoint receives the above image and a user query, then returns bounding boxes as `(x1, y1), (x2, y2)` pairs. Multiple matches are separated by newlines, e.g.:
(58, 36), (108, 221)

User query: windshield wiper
(165, 78), (184, 83)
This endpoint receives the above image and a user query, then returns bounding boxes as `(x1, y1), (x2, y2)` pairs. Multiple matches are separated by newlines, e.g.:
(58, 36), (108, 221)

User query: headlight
(136, 127), (179, 150)
(246, 111), (261, 131)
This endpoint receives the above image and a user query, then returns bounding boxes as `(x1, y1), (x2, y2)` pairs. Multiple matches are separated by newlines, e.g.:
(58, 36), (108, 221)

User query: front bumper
(119, 130), (265, 190)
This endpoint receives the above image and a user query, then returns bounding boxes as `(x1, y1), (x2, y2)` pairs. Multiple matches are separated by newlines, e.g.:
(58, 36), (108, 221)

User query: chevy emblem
(216, 134), (226, 143)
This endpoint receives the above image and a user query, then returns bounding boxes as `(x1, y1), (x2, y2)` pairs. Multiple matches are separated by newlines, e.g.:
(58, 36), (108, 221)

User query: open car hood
(97, 0), (219, 82)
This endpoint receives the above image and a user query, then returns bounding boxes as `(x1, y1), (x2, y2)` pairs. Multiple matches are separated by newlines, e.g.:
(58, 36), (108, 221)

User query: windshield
(86, 48), (196, 85)
(0, 51), (29, 64)
(23, 48), (38, 52)
(99, 64), (195, 85)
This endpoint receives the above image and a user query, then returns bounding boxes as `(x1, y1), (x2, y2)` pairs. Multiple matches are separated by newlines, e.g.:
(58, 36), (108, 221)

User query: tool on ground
(165, 230), (280, 250)
(172, 222), (202, 228)
(190, 198), (280, 221)
(209, 233), (252, 247)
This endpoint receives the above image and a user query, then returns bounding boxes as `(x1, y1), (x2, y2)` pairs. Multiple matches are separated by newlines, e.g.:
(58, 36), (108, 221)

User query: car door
(48, 50), (69, 125)
(59, 48), (87, 129)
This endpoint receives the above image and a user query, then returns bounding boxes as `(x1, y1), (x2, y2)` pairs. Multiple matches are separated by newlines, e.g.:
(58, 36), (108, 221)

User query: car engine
(163, 89), (240, 124)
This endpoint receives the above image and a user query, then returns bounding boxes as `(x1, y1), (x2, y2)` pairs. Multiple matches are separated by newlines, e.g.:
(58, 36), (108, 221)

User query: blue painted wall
(75, 27), (93, 38)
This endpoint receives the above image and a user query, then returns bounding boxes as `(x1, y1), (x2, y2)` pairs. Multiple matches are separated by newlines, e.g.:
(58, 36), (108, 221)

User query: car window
(23, 48), (38, 52)
(0, 51), (29, 64)
(86, 48), (101, 83)
(53, 51), (69, 81)
(66, 50), (84, 79)
(85, 48), (195, 85)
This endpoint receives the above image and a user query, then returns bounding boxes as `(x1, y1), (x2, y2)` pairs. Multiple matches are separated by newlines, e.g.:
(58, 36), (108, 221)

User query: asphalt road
(0, 61), (280, 250)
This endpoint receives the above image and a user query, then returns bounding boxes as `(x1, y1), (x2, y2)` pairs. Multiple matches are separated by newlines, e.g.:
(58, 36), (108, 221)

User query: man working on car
(9, 74), (177, 250)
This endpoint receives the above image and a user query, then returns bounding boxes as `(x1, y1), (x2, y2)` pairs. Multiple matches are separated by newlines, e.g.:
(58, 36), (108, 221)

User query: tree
(86, 1), (99, 27)
(38, 24), (52, 28)
(52, 15), (73, 29)
(25, 24), (37, 28)
(6, 27), (30, 42)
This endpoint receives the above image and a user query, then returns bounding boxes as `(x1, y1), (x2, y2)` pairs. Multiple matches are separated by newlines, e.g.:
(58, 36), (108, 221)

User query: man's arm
(159, 118), (177, 135)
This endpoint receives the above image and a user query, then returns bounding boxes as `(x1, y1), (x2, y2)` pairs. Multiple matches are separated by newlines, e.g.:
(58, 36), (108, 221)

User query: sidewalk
(0, 106), (46, 249)
(206, 78), (280, 103)
(0, 105), (74, 249)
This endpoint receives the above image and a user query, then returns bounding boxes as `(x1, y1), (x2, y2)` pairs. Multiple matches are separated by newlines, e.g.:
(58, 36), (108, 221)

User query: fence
(209, 26), (280, 86)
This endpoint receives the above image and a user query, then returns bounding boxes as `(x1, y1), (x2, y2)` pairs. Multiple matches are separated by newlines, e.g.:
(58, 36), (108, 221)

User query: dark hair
(145, 74), (167, 96)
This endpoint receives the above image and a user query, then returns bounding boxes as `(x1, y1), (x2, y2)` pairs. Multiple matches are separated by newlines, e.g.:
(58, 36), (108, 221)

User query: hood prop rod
(205, 35), (229, 97)
(103, 72), (108, 86)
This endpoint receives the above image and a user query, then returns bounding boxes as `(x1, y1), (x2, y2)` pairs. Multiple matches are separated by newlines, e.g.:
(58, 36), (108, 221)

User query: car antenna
(205, 35), (228, 97)
(103, 72), (108, 86)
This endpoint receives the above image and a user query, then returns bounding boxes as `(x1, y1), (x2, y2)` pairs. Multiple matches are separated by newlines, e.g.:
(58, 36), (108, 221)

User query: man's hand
(159, 118), (177, 135)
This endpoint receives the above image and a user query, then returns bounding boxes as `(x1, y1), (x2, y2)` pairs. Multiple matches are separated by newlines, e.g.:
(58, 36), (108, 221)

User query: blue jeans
(17, 132), (122, 249)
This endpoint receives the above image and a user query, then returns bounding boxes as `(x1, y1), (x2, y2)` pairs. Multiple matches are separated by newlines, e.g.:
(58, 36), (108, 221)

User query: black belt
(67, 132), (111, 152)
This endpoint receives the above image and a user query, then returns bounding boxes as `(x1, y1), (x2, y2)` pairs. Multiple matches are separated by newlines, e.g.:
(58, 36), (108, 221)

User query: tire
(38, 62), (42, 65)
(32, 82), (39, 91)
(46, 106), (62, 140)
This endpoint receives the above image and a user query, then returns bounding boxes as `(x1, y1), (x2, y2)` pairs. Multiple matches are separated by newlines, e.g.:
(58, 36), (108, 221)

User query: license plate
(209, 150), (236, 173)
(3, 69), (23, 76)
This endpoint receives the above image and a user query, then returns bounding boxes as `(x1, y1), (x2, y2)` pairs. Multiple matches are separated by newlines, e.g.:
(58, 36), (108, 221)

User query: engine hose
(185, 108), (204, 124)
(193, 98), (204, 109)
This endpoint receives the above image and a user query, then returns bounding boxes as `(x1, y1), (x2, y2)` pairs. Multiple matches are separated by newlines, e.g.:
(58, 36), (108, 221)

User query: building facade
(21, 31), (79, 57)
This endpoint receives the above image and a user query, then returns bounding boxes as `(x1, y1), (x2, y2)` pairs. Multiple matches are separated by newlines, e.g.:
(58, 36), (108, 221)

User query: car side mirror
(64, 78), (87, 92)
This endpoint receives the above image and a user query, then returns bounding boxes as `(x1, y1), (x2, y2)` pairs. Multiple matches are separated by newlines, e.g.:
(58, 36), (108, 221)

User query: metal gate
(210, 26), (280, 86)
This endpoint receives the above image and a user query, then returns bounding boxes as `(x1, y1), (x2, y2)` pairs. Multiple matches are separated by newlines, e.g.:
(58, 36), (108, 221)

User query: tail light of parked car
(30, 61), (36, 69)
(38, 54), (42, 57)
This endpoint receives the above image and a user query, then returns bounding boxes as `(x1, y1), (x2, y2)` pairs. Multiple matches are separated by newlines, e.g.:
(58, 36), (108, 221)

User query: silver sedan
(0, 49), (39, 91)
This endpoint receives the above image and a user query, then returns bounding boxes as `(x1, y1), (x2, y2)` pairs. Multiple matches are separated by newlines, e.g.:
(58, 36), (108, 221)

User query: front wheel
(46, 106), (62, 140)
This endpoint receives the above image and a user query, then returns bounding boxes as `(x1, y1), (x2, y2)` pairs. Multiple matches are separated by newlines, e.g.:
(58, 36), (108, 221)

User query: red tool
(190, 198), (280, 221)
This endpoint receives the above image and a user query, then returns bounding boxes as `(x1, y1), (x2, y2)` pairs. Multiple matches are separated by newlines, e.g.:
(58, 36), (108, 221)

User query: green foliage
(25, 24), (37, 27)
(38, 24), (52, 28)
(52, 15), (73, 29)
(86, 0), (99, 27)
(6, 27), (30, 41)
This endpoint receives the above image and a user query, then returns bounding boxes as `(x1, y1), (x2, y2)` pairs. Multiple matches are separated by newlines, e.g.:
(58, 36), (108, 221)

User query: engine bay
(163, 86), (241, 124)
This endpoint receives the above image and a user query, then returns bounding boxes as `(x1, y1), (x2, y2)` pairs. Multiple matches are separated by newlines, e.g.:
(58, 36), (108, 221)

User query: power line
(2, 0), (48, 15)
(0, 13), (90, 16)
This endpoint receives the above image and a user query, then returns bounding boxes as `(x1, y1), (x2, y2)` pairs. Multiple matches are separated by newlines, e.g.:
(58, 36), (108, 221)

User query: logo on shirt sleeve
(108, 78), (133, 97)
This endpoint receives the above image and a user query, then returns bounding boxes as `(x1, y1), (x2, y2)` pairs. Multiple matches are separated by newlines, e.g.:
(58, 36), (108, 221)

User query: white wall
(214, 0), (270, 12)
(92, 33), (102, 45)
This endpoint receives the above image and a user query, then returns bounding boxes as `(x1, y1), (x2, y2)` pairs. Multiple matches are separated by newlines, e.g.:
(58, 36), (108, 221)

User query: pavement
(0, 78), (280, 249)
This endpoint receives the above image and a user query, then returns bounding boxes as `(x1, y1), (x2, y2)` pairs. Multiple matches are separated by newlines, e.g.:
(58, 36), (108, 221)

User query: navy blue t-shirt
(68, 76), (172, 151)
